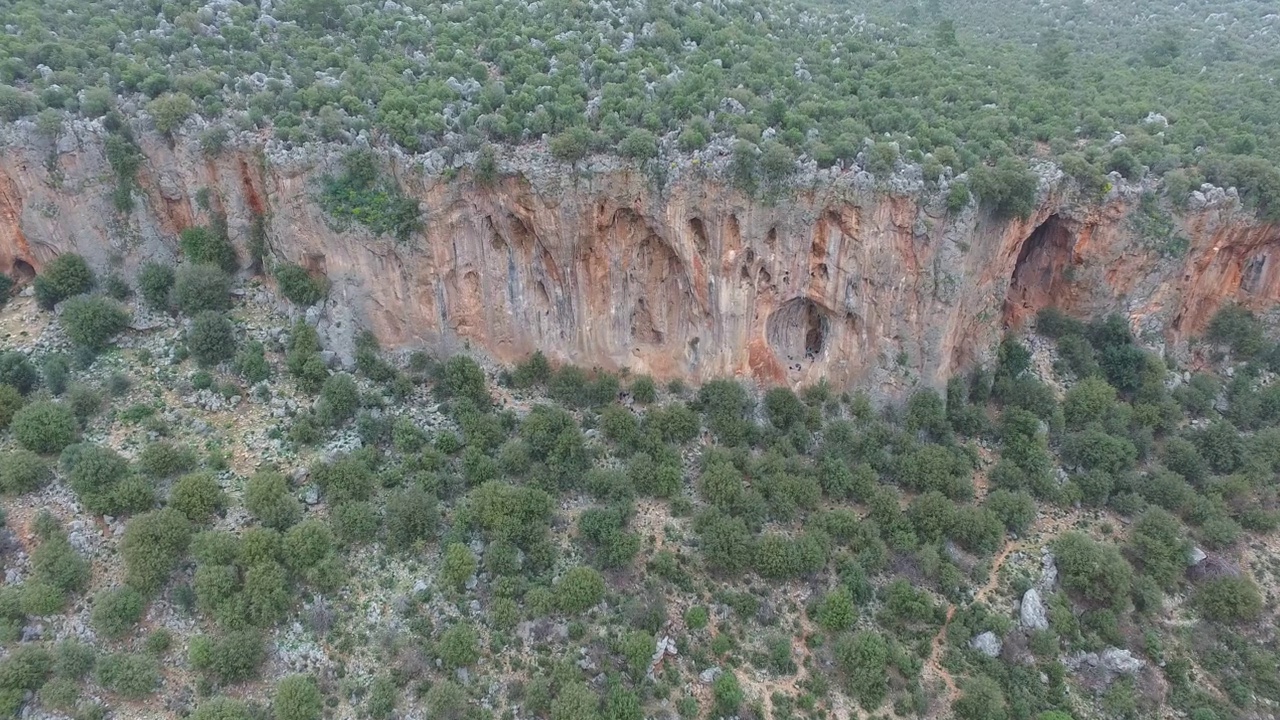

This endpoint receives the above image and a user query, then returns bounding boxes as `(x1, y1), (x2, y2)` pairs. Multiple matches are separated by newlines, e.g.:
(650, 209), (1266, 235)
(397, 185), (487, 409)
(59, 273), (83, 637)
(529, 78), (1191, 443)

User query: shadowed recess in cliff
(767, 298), (832, 368)
(591, 209), (701, 355)
(10, 259), (34, 283)
(1004, 213), (1077, 327)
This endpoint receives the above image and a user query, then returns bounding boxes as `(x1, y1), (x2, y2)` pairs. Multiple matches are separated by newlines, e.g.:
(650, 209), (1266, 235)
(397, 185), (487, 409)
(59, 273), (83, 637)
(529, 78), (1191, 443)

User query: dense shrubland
(4, 244), (1280, 719)
(1, 0), (1279, 216)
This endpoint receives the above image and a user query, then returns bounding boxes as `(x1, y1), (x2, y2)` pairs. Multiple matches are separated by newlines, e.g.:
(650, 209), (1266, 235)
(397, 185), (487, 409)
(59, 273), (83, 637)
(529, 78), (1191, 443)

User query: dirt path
(921, 537), (1021, 717)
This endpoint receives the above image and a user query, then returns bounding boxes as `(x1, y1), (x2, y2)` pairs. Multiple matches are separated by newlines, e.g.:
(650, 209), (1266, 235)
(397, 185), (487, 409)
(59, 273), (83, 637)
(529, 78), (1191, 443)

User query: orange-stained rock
(0, 126), (1276, 396)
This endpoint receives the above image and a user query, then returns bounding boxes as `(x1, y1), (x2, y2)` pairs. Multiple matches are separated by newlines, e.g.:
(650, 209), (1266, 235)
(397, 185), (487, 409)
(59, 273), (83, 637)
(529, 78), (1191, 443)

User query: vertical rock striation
(0, 121), (1276, 396)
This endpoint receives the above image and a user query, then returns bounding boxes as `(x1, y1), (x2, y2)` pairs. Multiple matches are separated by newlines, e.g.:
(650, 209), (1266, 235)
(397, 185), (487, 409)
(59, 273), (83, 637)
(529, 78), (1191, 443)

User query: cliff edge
(1, 121), (1276, 395)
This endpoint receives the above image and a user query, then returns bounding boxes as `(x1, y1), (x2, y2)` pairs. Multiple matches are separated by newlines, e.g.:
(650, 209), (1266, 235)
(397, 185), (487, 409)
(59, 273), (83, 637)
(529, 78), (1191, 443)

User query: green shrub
(316, 373), (359, 426)
(188, 311), (237, 366)
(137, 441), (197, 478)
(64, 443), (137, 515)
(440, 543), (477, 591)
(31, 529), (89, 599)
(439, 355), (489, 407)
(91, 587), (146, 639)
(274, 674), (323, 720)
(385, 487), (439, 552)
(711, 671), (743, 717)
(34, 254), (94, 309)
(1207, 304), (1265, 358)
(834, 630), (889, 710)
(283, 520), (335, 571)
(60, 295), (129, 350)
(816, 587), (856, 631)
(95, 652), (159, 699)
(244, 471), (302, 530)
(0, 385), (21, 430)
(630, 375), (657, 404)
(138, 262), (174, 309)
(1053, 532), (1132, 610)
(189, 630), (266, 684)
(242, 561), (291, 626)
(969, 156), (1039, 219)
(0, 353), (39, 395)
(425, 680), (467, 720)
(180, 226), (238, 273)
(1195, 576), (1263, 623)
(556, 566), (605, 614)
(0, 450), (51, 495)
(1129, 508), (1190, 589)
(234, 340), (271, 385)
(318, 150), (422, 242)
(174, 264), (232, 315)
(121, 508), (193, 593)
(191, 697), (254, 720)
(437, 623), (479, 668)
(275, 264), (328, 306)
(313, 455), (374, 505)
(170, 472), (226, 522)
(953, 675), (1008, 720)
(330, 501), (379, 546)
(11, 401), (78, 454)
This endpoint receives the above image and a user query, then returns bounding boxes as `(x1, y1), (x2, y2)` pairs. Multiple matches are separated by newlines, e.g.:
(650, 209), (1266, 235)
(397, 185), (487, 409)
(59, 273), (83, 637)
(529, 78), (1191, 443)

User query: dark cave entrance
(767, 298), (832, 366)
(1004, 214), (1076, 327)
(11, 259), (34, 284)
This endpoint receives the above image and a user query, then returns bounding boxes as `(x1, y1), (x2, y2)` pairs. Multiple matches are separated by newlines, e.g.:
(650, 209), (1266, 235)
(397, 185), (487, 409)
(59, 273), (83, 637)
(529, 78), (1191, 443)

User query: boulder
(970, 631), (1002, 658)
(1020, 588), (1049, 630)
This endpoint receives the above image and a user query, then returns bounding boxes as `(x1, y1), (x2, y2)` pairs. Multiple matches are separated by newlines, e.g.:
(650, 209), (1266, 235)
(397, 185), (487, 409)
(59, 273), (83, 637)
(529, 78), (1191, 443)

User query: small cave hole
(11, 259), (35, 283)
(812, 263), (830, 282)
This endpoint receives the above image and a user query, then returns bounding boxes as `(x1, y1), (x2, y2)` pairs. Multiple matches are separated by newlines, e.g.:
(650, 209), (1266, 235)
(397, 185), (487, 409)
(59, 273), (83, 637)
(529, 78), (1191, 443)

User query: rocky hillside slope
(0, 121), (1275, 395)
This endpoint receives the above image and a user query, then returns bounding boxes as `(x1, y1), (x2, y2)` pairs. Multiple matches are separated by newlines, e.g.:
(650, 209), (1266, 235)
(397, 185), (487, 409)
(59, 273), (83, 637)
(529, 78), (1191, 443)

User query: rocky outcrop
(1, 120), (1277, 396)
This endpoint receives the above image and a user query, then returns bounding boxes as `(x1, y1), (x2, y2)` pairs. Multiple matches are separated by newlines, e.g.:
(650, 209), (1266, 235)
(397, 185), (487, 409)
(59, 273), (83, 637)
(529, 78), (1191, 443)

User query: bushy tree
(1195, 576), (1262, 623)
(244, 471), (302, 530)
(11, 401), (77, 454)
(0, 353), (39, 395)
(59, 295), (129, 349)
(189, 630), (266, 684)
(556, 565), (605, 614)
(275, 264), (327, 306)
(440, 544), (476, 593)
(834, 630), (888, 710)
(174, 264), (232, 314)
(138, 262), (175, 309)
(316, 373), (359, 425)
(121, 508), (193, 593)
(95, 652), (159, 699)
(439, 355), (488, 407)
(1129, 508), (1190, 589)
(91, 587), (146, 639)
(1053, 532), (1132, 610)
(437, 623), (479, 668)
(180, 226), (238, 273)
(273, 674), (323, 720)
(189, 311), (237, 366)
(34, 254), (94, 309)
(170, 472), (226, 523)
(0, 450), (51, 495)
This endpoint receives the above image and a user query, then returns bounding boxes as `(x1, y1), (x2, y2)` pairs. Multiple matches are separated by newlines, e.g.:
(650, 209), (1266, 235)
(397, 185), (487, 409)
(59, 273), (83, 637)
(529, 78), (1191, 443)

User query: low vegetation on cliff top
(2, 252), (1280, 720)
(1, 0), (1280, 216)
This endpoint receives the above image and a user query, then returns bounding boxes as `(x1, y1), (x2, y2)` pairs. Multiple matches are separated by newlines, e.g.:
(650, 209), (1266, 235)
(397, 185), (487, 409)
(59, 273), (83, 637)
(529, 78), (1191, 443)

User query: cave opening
(10, 260), (34, 283)
(1004, 214), (1076, 327)
(767, 297), (832, 365)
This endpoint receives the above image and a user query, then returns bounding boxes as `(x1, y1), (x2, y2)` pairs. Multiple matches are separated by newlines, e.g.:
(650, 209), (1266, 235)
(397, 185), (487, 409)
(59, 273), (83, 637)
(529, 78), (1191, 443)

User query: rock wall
(1, 121), (1277, 396)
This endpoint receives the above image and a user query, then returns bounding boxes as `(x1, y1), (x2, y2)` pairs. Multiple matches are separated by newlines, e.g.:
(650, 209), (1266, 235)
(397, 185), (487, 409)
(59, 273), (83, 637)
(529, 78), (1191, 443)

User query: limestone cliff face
(1, 121), (1277, 395)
